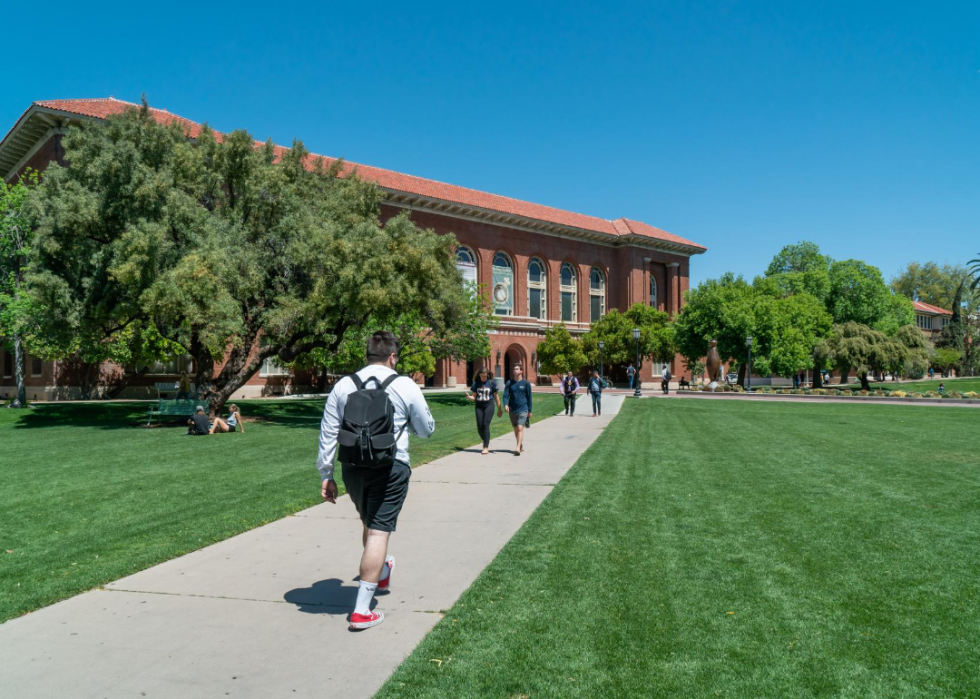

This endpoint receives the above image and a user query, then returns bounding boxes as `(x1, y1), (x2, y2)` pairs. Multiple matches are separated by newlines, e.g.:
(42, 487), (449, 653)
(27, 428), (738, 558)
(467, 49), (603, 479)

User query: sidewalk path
(0, 396), (624, 699)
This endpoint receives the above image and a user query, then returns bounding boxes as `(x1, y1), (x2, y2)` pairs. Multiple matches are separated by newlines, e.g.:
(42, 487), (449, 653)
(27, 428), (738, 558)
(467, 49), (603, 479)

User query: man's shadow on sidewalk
(284, 579), (376, 615)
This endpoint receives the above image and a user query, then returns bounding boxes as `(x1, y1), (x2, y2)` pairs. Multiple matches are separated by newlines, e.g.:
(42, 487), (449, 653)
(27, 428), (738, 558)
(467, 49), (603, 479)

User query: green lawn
(0, 392), (562, 623)
(377, 399), (980, 699)
(861, 377), (980, 393)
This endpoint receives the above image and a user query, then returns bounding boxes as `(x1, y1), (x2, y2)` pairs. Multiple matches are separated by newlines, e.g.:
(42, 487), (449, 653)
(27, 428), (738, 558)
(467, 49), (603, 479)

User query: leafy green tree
(536, 324), (587, 376)
(765, 241), (831, 302)
(580, 303), (674, 375)
(0, 171), (39, 407)
(765, 293), (833, 380)
(931, 347), (962, 375)
(28, 102), (471, 414)
(815, 322), (929, 390)
(673, 274), (773, 386)
(827, 259), (893, 326)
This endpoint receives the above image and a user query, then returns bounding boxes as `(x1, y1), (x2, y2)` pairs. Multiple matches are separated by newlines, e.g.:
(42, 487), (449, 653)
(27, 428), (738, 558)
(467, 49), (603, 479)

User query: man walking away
(661, 365), (671, 395)
(317, 331), (436, 631)
(561, 370), (580, 416)
(503, 364), (532, 456)
(588, 370), (602, 417)
(627, 363), (636, 390)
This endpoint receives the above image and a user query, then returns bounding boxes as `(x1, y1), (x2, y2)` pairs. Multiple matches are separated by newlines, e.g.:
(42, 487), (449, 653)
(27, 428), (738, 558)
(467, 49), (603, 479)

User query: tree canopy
(28, 102), (475, 412)
(536, 325), (587, 376)
(891, 261), (978, 315)
(580, 303), (674, 372)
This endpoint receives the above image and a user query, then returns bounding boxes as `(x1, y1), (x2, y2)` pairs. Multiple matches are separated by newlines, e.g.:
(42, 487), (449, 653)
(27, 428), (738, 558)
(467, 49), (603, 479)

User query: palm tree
(970, 255), (980, 290)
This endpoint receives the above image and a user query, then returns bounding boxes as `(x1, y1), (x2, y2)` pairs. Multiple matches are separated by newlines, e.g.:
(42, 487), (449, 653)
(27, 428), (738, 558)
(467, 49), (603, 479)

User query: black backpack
(337, 374), (406, 468)
(664, 369), (672, 381)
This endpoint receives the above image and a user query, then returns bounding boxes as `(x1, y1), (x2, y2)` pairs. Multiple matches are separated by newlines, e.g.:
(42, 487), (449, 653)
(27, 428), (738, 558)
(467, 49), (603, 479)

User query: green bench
(147, 400), (209, 425)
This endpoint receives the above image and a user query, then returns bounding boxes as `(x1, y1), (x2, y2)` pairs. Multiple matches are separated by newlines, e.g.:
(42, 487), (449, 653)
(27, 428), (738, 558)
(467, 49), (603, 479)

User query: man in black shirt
(187, 406), (210, 435)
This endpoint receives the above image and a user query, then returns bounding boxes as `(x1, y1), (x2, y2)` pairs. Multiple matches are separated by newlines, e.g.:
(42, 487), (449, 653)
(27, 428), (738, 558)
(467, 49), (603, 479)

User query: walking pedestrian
(626, 363), (636, 390)
(661, 365), (671, 394)
(588, 370), (602, 416)
(503, 364), (532, 456)
(466, 366), (502, 455)
(316, 331), (436, 631)
(561, 370), (580, 416)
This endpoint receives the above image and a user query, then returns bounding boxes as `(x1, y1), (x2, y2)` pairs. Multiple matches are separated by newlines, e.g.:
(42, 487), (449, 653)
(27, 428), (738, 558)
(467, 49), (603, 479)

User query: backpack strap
(350, 374), (365, 390)
(379, 373), (402, 391)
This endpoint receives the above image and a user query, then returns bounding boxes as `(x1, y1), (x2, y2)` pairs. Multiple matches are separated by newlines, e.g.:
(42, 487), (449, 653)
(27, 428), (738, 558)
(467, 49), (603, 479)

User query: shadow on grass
(9, 392), (470, 431)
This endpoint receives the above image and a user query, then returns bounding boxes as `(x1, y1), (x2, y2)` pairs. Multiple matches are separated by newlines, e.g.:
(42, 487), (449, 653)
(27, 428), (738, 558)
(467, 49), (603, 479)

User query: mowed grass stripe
(0, 393), (564, 623)
(376, 399), (980, 699)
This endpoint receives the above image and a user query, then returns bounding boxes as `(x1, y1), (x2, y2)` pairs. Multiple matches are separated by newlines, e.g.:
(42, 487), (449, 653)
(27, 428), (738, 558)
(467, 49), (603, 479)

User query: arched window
(590, 267), (606, 322)
(527, 258), (547, 320)
(456, 246), (477, 287)
(492, 252), (514, 316)
(649, 274), (658, 308)
(560, 263), (577, 322)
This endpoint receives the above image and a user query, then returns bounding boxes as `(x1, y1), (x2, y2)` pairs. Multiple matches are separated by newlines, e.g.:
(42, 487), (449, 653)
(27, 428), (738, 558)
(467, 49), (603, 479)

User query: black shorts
(342, 461), (412, 533)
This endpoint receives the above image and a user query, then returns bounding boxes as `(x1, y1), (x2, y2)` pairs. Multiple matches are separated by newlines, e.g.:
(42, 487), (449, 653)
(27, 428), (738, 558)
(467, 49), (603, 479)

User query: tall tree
(765, 241), (832, 303)
(815, 322), (929, 390)
(0, 170), (39, 408)
(673, 273), (774, 386)
(28, 102), (472, 414)
(536, 324), (587, 376)
(827, 259), (893, 327)
(580, 303), (674, 374)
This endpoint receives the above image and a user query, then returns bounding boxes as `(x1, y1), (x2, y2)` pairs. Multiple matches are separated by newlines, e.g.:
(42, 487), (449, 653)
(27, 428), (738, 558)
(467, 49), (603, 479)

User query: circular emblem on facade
(493, 279), (511, 304)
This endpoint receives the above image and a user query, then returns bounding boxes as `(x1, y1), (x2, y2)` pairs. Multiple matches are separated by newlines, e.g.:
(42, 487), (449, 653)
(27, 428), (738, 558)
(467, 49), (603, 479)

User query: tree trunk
(737, 361), (747, 388)
(812, 360), (823, 389)
(837, 364), (850, 386)
(859, 372), (871, 391)
(12, 334), (27, 408)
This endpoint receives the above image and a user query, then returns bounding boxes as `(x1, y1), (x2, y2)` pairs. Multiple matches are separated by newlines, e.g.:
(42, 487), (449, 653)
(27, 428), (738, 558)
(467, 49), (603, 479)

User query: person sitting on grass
(187, 406), (210, 436)
(938, 383), (945, 394)
(210, 404), (245, 434)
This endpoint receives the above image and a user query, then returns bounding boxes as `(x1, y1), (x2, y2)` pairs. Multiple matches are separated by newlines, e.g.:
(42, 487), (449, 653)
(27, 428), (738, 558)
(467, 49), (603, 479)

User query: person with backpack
(561, 370), (580, 416)
(316, 331), (435, 631)
(661, 365), (672, 394)
(626, 363), (636, 389)
(503, 363), (532, 456)
(587, 370), (602, 417)
(466, 365), (502, 455)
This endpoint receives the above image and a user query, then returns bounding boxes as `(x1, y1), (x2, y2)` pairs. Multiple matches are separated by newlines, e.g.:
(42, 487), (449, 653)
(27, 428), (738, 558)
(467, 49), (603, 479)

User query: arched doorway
(504, 345), (527, 382)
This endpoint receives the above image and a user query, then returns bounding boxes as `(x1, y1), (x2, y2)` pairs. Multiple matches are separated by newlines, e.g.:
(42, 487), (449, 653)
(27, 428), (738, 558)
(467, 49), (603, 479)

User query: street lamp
(598, 341), (605, 385)
(632, 328), (641, 397)
(746, 335), (753, 392)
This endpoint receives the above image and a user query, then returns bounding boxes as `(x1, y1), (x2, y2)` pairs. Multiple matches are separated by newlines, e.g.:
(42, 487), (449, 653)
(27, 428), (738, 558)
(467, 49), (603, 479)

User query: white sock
(354, 580), (378, 615)
(380, 560), (391, 582)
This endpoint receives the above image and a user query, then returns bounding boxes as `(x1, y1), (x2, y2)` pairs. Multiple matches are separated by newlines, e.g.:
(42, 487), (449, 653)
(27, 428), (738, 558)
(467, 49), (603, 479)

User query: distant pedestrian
(793, 373), (800, 389)
(503, 364), (532, 456)
(588, 370), (602, 416)
(938, 382), (946, 393)
(176, 372), (192, 401)
(466, 366), (502, 455)
(661, 365), (671, 395)
(626, 363), (636, 389)
(929, 367), (935, 380)
(316, 331), (436, 631)
(561, 370), (580, 416)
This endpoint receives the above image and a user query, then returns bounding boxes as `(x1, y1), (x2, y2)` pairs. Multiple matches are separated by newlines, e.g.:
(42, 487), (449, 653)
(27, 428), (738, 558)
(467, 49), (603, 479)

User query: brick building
(0, 98), (706, 400)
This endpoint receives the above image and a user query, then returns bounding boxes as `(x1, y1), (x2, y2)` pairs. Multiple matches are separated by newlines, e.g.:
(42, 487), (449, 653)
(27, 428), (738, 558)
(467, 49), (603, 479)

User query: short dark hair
(366, 331), (400, 362)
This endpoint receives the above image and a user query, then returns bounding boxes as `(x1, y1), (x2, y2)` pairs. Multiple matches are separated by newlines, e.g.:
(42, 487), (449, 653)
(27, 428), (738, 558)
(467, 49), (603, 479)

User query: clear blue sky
(4, 1), (979, 285)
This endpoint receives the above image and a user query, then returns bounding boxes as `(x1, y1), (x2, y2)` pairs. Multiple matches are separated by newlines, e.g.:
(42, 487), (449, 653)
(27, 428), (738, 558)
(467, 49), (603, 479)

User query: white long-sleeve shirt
(316, 365), (435, 481)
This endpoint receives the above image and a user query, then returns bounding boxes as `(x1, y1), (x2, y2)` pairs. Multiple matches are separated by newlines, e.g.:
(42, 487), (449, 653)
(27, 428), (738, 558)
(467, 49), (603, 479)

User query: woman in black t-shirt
(466, 367), (503, 454)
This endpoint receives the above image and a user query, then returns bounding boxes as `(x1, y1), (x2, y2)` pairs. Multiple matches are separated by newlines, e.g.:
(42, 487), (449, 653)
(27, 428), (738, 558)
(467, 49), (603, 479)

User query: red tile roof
(24, 98), (706, 252)
(913, 300), (952, 316)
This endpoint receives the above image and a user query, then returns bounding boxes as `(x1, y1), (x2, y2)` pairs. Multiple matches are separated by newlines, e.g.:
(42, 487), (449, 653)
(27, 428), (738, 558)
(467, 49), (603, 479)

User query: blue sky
(4, 1), (979, 285)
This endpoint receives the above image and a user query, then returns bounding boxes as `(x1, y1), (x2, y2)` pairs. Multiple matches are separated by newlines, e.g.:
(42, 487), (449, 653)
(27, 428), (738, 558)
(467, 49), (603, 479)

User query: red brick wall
(12, 134), (66, 181)
(382, 204), (695, 384)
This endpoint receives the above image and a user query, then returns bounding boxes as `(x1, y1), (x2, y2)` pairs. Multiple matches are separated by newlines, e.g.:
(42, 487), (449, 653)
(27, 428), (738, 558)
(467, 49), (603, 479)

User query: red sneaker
(349, 610), (384, 630)
(377, 556), (395, 592)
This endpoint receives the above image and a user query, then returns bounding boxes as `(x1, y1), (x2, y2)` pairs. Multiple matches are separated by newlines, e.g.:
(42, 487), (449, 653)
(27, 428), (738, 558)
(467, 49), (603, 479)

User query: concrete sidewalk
(0, 396), (625, 699)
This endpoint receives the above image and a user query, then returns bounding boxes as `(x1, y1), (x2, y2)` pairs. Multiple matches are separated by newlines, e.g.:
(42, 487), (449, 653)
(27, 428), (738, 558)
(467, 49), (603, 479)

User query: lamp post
(598, 341), (605, 385)
(632, 328), (641, 397)
(746, 335), (753, 392)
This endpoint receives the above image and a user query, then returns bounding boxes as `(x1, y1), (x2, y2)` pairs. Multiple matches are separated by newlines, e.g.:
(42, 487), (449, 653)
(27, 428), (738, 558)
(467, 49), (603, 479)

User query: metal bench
(147, 400), (208, 425)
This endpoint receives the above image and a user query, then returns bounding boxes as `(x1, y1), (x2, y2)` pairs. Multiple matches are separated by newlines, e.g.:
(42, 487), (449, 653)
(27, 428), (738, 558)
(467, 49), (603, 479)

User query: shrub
(858, 390), (870, 396)
(872, 389), (886, 397)
(923, 391), (940, 398)
(834, 389), (844, 396)
(947, 391), (963, 399)
(891, 390), (907, 398)
(964, 391), (979, 399)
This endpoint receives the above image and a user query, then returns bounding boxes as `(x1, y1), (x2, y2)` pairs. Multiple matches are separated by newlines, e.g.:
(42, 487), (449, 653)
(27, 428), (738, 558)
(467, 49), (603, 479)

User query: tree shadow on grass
(283, 578), (375, 615)
(10, 403), (153, 430)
